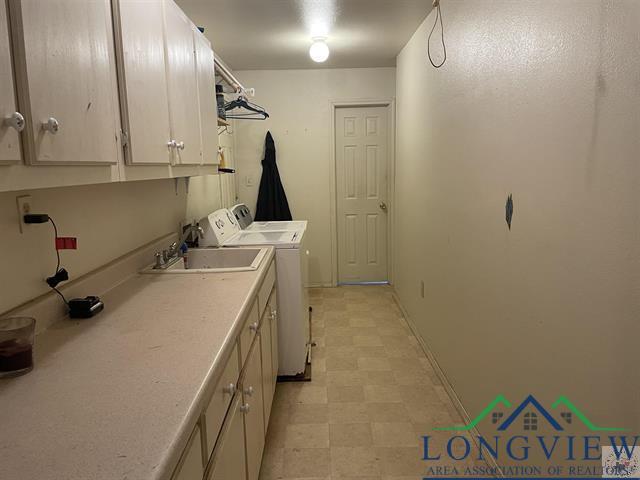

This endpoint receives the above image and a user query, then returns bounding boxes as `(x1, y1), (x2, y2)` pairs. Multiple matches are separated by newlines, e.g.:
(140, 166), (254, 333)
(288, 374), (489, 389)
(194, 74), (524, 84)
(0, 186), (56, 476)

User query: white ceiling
(176, 0), (433, 70)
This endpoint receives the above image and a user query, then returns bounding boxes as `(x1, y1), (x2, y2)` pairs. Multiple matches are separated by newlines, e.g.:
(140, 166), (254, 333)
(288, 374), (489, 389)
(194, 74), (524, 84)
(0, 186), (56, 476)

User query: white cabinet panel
(164, 0), (201, 165)
(208, 395), (247, 480)
(9, 0), (120, 165)
(173, 424), (204, 480)
(242, 339), (265, 480)
(0, 0), (21, 164)
(116, 0), (172, 165)
(260, 307), (274, 429)
(194, 29), (218, 166)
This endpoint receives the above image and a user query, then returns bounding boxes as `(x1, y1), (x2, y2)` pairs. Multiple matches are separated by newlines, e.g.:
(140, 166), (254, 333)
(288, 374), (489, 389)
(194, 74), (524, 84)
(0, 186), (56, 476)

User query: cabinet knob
(176, 141), (185, 150)
(249, 322), (258, 332)
(271, 310), (277, 320)
(240, 403), (250, 413)
(4, 112), (25, 132)
(167, 140), (177, 149)
(223, 383), (236, 395)
(243, 385), (254, 396)
(42, 117), (60, 134)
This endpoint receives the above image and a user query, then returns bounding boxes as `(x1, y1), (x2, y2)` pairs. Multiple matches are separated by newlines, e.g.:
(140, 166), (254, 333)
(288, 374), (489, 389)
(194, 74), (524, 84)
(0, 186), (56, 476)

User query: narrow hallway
(259, 286), (475, 479)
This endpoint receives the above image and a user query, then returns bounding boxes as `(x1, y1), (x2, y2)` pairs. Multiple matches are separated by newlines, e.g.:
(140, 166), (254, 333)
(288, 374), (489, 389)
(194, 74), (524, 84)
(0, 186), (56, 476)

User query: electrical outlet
(245, 175), (254, 187)
(16, 195), (32, 234)
(420, 280), (425, 298)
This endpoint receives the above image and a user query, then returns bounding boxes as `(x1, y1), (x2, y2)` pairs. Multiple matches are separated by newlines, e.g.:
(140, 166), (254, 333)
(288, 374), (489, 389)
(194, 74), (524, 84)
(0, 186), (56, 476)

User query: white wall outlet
(16, 195), (32, 234)
(245, 175), (254, 187)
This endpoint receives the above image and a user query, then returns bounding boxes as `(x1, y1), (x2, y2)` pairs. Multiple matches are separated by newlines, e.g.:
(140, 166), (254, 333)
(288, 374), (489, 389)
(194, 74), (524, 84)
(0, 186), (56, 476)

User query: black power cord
(23, 213), (69, 305)
(47, 218), (69, 305)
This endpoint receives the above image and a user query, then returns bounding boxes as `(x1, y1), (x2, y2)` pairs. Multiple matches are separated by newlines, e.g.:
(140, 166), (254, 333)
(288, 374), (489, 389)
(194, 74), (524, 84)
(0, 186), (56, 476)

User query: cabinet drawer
(239, 300), (259, 367)
(172, 423), (204, 480)
(257, 261), (275, 317)
(204, 343), (240, 458)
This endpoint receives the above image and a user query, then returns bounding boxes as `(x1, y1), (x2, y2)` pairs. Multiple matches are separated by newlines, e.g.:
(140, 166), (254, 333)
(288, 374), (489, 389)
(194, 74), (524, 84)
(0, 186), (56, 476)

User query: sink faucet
(153, 223), (204, 269)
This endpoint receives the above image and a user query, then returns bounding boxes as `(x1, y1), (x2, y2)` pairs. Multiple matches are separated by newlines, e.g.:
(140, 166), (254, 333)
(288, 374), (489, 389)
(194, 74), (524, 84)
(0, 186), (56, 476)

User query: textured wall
(0, 175), (223, 314)
(395, 0), (639, 433)
(233, 67), (396, 286)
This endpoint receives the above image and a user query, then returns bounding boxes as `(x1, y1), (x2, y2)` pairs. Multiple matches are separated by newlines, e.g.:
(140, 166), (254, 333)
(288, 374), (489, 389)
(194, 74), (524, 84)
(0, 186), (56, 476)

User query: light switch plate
(16, 195), (32, 234)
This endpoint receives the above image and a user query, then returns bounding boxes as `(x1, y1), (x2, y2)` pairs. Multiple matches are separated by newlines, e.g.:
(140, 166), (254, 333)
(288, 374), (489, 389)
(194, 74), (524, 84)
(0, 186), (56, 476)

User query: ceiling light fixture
(309, 37), (330, 63)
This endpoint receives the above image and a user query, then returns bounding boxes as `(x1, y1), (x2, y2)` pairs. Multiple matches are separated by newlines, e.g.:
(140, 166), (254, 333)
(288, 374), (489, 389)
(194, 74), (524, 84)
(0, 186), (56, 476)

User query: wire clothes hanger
(224, 95), (269, 120)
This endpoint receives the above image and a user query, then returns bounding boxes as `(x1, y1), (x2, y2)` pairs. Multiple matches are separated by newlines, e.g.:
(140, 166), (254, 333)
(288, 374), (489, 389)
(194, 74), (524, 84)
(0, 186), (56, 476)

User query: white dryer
(200, 209), (310, 378)
(231, 203), (307, 232)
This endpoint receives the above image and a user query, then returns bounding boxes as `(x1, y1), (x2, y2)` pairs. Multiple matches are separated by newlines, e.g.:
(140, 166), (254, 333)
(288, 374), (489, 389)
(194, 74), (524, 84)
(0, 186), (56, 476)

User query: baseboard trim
(390, 290), (502, 476)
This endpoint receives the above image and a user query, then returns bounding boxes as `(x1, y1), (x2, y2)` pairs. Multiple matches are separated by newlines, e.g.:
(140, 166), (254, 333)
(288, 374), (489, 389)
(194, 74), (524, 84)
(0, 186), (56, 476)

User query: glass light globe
(309, 39), (330, 63)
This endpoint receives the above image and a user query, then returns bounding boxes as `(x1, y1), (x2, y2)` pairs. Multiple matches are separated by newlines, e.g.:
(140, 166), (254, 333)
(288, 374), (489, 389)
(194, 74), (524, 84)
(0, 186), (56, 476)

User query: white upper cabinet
(8, 0), (120, 165)
(115, 0), (172, 165)
(194, 29), (218, 166)
(0, 0), (22, 164)
(164, 0), (202, 166)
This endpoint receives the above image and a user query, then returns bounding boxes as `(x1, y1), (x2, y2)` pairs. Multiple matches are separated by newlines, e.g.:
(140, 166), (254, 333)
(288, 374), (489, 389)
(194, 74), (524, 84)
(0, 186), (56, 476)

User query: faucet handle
(154, 252), (164, 269)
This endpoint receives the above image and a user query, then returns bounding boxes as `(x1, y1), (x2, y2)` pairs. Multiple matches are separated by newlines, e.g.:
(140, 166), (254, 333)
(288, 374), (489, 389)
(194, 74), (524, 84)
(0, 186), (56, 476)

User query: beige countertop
(0, 246), (275, 480)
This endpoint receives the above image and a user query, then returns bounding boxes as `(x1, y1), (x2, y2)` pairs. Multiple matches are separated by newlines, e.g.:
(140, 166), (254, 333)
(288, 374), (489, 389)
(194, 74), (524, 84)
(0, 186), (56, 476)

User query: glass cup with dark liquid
(0, 317), (36, 378)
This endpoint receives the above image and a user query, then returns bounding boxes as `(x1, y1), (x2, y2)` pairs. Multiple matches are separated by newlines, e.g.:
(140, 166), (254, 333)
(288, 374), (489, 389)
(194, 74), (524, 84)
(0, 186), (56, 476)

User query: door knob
(379, 201), (388, 211)
(42, 117), (60, 134)
(4, 112), (25, 132)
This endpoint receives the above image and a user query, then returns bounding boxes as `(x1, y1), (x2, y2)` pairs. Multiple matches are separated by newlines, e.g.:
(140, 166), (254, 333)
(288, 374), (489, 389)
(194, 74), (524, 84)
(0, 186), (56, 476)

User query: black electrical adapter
(69, 296), (104, 319)
(23, 213), (50, 224)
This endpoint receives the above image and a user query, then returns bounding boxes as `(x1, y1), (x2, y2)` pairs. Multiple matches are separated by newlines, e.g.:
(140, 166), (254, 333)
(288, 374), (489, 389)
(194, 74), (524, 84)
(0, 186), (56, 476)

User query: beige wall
(0, 175), (223, 314)
(233, 68), (396, 286)
(395, 0), (639, 432)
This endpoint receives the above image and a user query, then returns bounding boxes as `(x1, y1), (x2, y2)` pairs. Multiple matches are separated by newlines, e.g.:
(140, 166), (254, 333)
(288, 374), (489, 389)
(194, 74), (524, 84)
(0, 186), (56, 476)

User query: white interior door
(0, 0), (21, 164)
(335, 106), (389, 283)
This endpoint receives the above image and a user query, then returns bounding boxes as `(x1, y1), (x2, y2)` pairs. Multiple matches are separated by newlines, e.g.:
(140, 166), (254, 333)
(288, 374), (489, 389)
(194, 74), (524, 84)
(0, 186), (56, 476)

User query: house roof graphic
(497, 395), (563, 431)
(434, 394), (626, 432)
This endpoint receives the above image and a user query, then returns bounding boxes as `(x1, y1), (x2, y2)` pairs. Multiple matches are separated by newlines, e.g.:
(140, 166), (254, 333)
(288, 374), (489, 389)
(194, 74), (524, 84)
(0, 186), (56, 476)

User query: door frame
(329, 98), (396, 287)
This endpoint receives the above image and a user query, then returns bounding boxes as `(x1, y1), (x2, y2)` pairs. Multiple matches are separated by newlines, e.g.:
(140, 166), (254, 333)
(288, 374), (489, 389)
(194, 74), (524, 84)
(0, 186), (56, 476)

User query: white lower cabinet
(173, 424), (204, 480)
(207, 395), (247, 480)
(242, 337), (266, 480)
(175, 262), (278, 480)
(260, 297), (275, 428)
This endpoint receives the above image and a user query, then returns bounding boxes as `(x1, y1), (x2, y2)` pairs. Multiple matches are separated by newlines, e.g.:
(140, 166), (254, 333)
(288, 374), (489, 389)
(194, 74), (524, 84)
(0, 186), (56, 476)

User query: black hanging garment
(255, 131), (292, 221)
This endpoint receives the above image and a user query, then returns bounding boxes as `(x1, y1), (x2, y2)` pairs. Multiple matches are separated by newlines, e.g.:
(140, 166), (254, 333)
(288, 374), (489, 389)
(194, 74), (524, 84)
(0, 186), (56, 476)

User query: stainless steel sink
(142, 247), (268, 274)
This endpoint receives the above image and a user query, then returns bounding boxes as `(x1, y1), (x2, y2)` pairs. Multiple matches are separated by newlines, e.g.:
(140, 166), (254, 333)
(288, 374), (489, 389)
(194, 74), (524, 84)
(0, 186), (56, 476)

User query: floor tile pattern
(259, 286), (478, 480)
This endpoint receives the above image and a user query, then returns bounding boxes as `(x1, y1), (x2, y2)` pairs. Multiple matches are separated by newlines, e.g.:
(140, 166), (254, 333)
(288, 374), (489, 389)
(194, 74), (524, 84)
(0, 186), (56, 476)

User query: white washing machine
(231, 203), (308, 232)
(200, 209), (310, 378)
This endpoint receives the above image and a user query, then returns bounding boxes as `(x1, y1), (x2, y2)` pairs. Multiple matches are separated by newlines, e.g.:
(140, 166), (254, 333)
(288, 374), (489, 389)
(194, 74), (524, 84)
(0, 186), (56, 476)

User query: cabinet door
(260, 308), (274, 429)
(115, 0), (172, 165)
(9, 0), (120, 165)
(164, 0), (201, 165)
(208, 395), (247, 480)
(0, 0), (21, 164)
(269, 289), (279, 383)
(173, 424), (204, 480)
(242, 339), (265, 480)
(193, 29), (218, 166)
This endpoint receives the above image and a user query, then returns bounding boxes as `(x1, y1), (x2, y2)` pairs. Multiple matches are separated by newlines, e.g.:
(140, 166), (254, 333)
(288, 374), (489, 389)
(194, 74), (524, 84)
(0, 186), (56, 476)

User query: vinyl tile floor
(259, 285), (480, 480)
